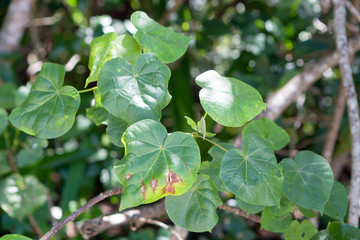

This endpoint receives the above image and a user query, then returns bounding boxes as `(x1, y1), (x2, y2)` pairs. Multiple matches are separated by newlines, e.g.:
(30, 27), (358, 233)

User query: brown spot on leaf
(184, 164), (190, 174)
(163, 170), (183, 194)
(150, 177), (158, 194)
(125, 174), (133, 181)
(140, 181), (146, 200)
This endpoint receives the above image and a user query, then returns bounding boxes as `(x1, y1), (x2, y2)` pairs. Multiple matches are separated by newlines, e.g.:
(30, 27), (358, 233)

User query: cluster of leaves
(0, 9), (359, 240)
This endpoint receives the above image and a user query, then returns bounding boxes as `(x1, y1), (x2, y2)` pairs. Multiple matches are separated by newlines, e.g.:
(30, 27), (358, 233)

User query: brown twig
(29, 214), (43, 237)
(218, 203), (261, 223)
(333, 0), (360, 227)
(137, 217), (183, 240)
(159, 0), (185, 25)
(346, 1), (360, 22)
(40, 188), (123, 240)
(322, 84), (346, 163)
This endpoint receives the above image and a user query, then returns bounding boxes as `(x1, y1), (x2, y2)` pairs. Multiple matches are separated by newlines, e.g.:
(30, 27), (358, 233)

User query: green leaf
(280, 151), (334, 213)
(131, 11), (191, 63)
(243, 118), (289, 150)
(16, 137), (47, 168)
(283, 220), (318, 240)
(261, 208), (292, 232)
(165, 174), (222, 232)
(324, 181), (348, 221)
(199, 143), (236, 192)
(0, 174), (47, 220)
(196, 70), (266, 127)
(85, 33), (141, 87)
(220, 135), (283, 207)
(184, 116), (197, 131)
(98, 53), (171, 124)
(106, 114), (128, 147)
(268, 194), (295, 216)
(115, 119), (200, 210)
(0, 108), (8, 135)
(9, 63), (80, 139)
(298, 206), (317, 218)
(310, 222), (360, 240)
(0, 234), (32, 240)
(235, 196), (265, 214)
(86, 88), (108, 126)
(0, 153), (11, 176)
(0, 83), (16, 109)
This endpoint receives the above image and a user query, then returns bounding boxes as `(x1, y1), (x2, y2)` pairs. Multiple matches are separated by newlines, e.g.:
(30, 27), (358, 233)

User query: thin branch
(40, 188), (123, 240)
(137, 217), (183, 240)
(264, 33), (360, 121)
(346, 1), (360, 22)
(333, 0), (360, 227)
(159, 0), (185, 25)
(218, 203), (261, 224)
(322, 84), (346, 163)
(29, 214), (43, 237)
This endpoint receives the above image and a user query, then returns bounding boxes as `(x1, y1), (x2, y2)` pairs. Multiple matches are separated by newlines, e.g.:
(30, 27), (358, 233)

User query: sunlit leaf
(98, 53), (171, 124)
(0, 174), (46, 220)
(115, 119), (200, 210)
(9, 63), (80, 139)
(220, 135), (283, 207)
(284, 220), (318, 240)
(324, 181), (348, 221)
(196, 70), (266, 127)
(166, 175), (222, 232)
(243, 118), (289, 150)
(131, 11), (191, 63)
(85, 32), (141, 87)
(280, 151), (334, 213)
(0, 234), (32, 240)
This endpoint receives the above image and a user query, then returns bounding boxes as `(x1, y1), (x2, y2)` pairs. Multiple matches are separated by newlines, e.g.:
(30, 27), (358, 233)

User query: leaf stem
(78, 86), (97, 94)
(197, 135), (228, 152)
(203, 112), (208, 119)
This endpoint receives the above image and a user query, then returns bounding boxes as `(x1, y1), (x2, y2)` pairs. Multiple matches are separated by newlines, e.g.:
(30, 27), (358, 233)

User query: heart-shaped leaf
(280, 151), (334, 213)
(284, 220), (318, 240)
(220, 134), (283, 207)
(324, 181), (348, 221)
(0, 108), (8, 135)
(115, 119), (200, 210)
(261, 208), (292, 232)
(9, 63), (80, 139)
(243, 118), (289, 150)
(196, 70), (266, 127)
(199, 143), (236, 192)
(106, 114), (128, 147)
(98, 53), (171, 124)
(131, 11), (191, 63)
(85, 33), (141, 87)
(0, 174), (47, 220)
(165, 175), (222, 232)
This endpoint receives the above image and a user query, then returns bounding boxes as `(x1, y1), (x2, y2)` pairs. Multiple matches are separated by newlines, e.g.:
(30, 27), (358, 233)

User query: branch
(322, 84), (346, 163)
(159, 0), (185, 25)
(40, 188), (123, 240)
(264, 33), (360, 121)
(218, 203), (261, 223)
(346, 1), (360, 22)
(0, 0), (36, 53)
(137, 217), (183, 240)
(333, 0), (360, 227)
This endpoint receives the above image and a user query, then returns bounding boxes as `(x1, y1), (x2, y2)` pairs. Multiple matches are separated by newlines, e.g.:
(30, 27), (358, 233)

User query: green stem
(78, 86), (97, 94)
(203, 112), (208, 119)
(197, 135), (228, 152)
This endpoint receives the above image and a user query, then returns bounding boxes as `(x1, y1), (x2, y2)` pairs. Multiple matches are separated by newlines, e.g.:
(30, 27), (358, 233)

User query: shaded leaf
(324, 181), (348, 221)
(85, 33), (141, 87)
(220, 135), (283, 207)
(283, 220), (318, 240)
(0, 108), (8, 135)
(199, 143), (236, 192)
(165, 175), (222, 232)
(268, 194), (295, 216)
(0, 153), (11, 176)
(298, 206), (317, 218)
(131, 11), (190, 63)
(86, 88), (108, 126)
(106, 114), (128, 147)
(236, 196), (265, 214)
(98, 53), (171, 124)
(196, 70), (266, 127)
(243, 118), (289, 150)
(9, 63), (80, 139)
(261, 208), (292, 232)
(0, 174), (46, 220)
(280, 151), (334, 213)
(115, 119), (200, 210)
(310, 222), (360, 240)
(0, 83), (16, 109)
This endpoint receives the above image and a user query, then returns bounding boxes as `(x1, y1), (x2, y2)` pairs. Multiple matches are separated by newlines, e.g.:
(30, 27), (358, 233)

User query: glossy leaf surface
(115, 119), (200, 210)
(9, 63), (80, 139)
(0, 235), (32, 240)
(131, 11), (190, 63)
(196, 70), (266, 127)
(280, 151), (334, 213)
(85, 33), (141, 87)
(199, 143), (236, 192)
(324, 181), (348, 221)
(220, 135), (283, 207)
(98, 53), (171, 124)
(283, 220), (318, 240)
(243, 118), (289, 150)
(165, 175), (222, 232)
